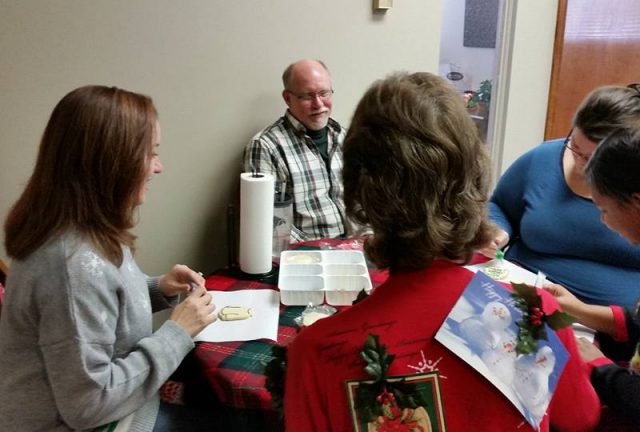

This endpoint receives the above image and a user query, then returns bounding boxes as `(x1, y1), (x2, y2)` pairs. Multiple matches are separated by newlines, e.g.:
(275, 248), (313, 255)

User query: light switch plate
(373, 0), (393, 10)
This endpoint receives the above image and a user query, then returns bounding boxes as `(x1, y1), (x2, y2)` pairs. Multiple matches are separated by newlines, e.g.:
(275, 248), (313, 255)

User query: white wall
(500, 1), (558, 172)
(0, 1), (557, 275)
(0, 0), (441, 275)
(440, 0), (496, 93)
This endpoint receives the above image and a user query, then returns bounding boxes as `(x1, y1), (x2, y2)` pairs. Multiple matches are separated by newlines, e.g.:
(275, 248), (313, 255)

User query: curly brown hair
(343, 72), (494, 271)
(5, 85), (157, 266)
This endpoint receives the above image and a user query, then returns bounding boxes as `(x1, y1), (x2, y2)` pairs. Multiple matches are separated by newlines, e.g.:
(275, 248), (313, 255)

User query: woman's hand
(478, 228), (509, 258)
(544, 282), (583, 315)
(169, 284), (216, 337)
(158, 264), (204, 298)
(545, 282), (617, 336)
(577, 337), (605, 363)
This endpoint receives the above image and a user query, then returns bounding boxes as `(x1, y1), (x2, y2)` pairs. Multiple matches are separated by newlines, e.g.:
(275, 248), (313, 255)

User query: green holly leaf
(546, 310), (576, 330)
(361, 333), (395, 381)
(532, 324), (549, 341)
(366, 349), (381, 363)
(365, 363), (383, 379)
(511, 282), (542, 309)
(354, 382), (383, 422)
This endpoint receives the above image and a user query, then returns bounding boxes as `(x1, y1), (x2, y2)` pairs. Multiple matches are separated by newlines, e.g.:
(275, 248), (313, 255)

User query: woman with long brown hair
(0, 86), (216, 431)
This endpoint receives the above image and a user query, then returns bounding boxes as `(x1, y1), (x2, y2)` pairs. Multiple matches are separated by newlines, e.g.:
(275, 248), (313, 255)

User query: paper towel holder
(232, 170), (279, 281)
(227, 201), (278, 282)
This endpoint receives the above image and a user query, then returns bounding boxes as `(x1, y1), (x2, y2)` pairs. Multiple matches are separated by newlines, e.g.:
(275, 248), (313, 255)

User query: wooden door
(545, 0), (640, 140)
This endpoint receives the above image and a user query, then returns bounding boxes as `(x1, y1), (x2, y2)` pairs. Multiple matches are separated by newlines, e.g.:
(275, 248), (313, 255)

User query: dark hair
(585, 127), (640, 203)
(282, 59), (329, 89)
(343, 71), (494, 271)
(5, 85), (157, 265)
(574, 85), (640, 142)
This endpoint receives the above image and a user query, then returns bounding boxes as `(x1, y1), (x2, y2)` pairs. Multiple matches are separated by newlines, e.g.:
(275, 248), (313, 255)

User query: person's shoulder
(515, 138), (561, 157)
(288, 321), (323, 357)
(19, 231), (78, 267)
(251, 116), (286, 139)
(537, 138), (565, 153)
(327, 117), (345, 133)
(289, 307), (353, 354)
(10, 231), (91, 296)
(507, 138), (563, 170)
(251, 113), (299, 144)
(527, 139), (565, 167)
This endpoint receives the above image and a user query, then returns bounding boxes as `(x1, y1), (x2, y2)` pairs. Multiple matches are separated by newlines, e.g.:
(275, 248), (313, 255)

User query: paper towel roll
(239, 172), (274, 274)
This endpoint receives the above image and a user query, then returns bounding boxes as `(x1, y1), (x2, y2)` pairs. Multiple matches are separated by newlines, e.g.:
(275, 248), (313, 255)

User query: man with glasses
(244, 59), (348, 242)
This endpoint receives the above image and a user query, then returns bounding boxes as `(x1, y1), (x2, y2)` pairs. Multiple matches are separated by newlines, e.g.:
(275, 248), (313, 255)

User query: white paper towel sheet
(239, 172), (274, 274)
(193, 289), (280, 342)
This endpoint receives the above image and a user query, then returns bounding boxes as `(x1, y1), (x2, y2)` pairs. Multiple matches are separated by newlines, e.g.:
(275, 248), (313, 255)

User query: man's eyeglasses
(563, 128), (591, 162)
(287, 89), (334, 102)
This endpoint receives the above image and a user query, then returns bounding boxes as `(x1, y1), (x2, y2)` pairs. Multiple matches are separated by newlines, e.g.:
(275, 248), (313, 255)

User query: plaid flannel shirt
(244, 110), (347, 242)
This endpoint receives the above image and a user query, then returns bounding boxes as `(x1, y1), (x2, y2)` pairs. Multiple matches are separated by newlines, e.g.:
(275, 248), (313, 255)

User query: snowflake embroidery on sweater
(407, 350), (447, 379)
(137, 289), (151, 313)
(81, 251), (105, 278)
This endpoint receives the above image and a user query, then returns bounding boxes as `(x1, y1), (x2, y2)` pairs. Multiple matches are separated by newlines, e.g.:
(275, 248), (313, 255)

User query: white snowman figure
(481, 328), (518, 386)
(460, 301), (518, 385)
(513, 345), (556, 421)
(459, 316), (499, 352)
(481, 301), (512, 331)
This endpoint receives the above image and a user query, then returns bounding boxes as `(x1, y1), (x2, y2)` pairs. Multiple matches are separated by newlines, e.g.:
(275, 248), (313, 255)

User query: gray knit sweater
(0, 232), (194, 431)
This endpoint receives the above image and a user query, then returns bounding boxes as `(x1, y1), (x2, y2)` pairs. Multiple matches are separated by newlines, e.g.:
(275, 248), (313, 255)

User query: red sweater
(284, 261), (600, 431)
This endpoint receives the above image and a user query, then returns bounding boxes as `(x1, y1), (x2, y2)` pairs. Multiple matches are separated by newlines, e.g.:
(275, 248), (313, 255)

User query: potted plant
(466, 79), (492, 117)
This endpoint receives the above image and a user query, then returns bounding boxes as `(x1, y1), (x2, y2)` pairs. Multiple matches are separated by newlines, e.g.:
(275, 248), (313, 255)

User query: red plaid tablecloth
(192, 239), (389, 414)
(195, 271), (298, 412)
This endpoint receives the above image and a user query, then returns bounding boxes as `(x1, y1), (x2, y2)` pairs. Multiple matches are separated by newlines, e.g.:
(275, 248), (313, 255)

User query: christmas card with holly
(345, 335), (447, 432)
(434, 271), (571, 429)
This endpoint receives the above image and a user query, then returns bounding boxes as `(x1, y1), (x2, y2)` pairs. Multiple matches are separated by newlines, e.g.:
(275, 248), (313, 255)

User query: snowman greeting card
(435, 271), (570, 429)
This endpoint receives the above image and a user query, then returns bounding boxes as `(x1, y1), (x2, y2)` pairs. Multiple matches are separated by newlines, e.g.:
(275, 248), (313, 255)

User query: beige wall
(0, 0), (555, 275)
(500, 1), (558, 173)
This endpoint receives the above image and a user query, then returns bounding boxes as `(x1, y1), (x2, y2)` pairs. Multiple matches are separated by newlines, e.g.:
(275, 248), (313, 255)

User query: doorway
(439, 0), (515, 181)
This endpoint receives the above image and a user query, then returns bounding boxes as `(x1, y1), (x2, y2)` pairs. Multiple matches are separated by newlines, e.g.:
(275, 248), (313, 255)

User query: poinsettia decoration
(511, 282), (576, 355)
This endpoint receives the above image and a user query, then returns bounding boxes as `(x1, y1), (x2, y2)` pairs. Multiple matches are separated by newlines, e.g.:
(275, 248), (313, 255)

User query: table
(173, 248), (634, 431)
(188, 239), (388, 431)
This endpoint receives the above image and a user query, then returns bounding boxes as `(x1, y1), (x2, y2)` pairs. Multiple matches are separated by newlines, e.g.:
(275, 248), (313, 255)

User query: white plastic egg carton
(278, 250), (372, 306)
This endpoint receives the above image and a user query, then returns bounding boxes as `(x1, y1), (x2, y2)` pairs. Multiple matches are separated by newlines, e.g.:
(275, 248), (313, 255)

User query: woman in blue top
(482, 85), (640, 307)
(546, 126), (640, 425)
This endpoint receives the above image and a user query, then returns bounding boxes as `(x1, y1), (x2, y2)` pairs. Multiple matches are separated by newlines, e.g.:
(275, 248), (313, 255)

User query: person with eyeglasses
(480, 84), (640, 307)
(244, 59), (348, 242)
(545, 127), (640, 426)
